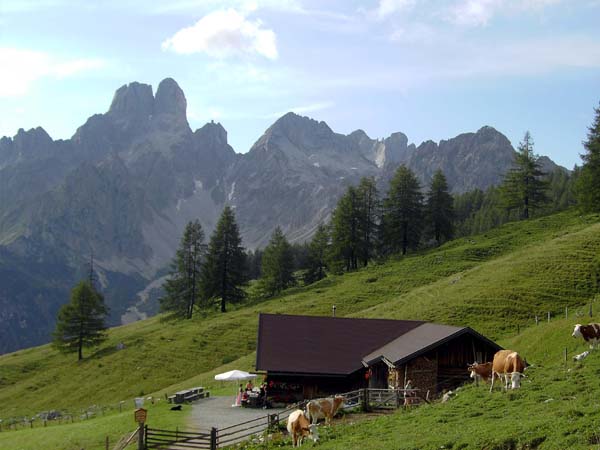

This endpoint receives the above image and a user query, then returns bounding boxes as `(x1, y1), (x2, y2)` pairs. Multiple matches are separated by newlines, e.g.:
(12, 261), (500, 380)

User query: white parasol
(214, 370), (257, 381)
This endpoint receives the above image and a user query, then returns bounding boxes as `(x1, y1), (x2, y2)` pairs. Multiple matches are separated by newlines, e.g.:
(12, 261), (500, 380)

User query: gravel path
(187, 396), (287, 432)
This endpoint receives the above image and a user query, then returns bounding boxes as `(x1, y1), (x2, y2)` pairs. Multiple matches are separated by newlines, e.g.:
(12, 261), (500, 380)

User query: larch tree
(260, 227), (295, 296)
(159, 219), (206, 319)
(500, 131), (548, 219)
(330, 186), (361, 271)
(576, 102), (600, 212)
(357, 176), (380, 266)
(53, 281), (108, 361)
(303, 223), (330, 285)
(425, 170), (454, 245)
(382, 165), (424, 255)
(201, 206), (247, 313)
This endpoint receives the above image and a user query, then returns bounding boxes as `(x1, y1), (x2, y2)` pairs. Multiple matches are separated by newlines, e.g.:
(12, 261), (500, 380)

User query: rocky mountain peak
(195, 121), (228, 147)
(108, 82), (154, 119)
(154, 78), (187, 118)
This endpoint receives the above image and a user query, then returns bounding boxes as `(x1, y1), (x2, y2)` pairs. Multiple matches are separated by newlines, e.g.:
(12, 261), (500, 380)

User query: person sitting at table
(245, 380), (254, 391)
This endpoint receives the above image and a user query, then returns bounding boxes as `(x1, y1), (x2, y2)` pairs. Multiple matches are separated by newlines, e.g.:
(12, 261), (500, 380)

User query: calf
(489, 350), (527, 392)
(572, 323), (600, 349)
(286, 410), (318, 447)
(468, 362), (493, 384)
(306, 396), (344, 424)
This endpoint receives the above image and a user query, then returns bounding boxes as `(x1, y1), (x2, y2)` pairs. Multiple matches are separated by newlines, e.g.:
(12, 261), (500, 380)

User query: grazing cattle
(286, 410), (318, 447)
(489, 350), (527, 392)
(467, 362), (493, 384)
(306, 396), (344, 424)
(572, 324), (600, 349)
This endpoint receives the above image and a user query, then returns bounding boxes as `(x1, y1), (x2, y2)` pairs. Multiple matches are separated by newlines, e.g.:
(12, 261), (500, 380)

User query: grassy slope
(1, 209), (599, 449)
(303, 316), (600, 450)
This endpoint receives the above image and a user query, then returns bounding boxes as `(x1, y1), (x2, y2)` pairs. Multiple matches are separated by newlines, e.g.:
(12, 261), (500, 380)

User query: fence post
(105, 435), (109, 450)
(535, 315), (539, 325)
(362, 388), (369, 412)
(564, 348), (568, 366)
(590, 303), (593, 318)
(565, 306), (568, 319)
(210, 427), (218, 450)
(547, 312), (551, 323)
(137, 424), (145, 450)
(395, 389), (401, 409)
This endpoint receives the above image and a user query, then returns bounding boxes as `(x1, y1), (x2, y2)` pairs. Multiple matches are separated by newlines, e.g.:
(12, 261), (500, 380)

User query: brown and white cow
(286, 409), (318, 447)
(306, 396), (344, 424)
(467, 362), (493, 384)
(572, 323), (600, 349)
(489, 350), (527, 392)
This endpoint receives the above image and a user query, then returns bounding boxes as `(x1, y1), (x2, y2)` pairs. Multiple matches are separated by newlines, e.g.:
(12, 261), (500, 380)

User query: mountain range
(0, 77), (562, 353)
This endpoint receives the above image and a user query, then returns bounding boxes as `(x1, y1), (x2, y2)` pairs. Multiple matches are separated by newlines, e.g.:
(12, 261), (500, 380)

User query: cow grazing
(286, 409), (318, 447)
(468, 362), (493, 384)
(489, 350), (527, 393)
(306, 396), (344, 424)
(572, 324), (600, 349)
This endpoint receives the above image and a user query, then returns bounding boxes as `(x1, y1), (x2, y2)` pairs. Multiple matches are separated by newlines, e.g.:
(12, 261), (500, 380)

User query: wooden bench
(169, 387), (210, 404)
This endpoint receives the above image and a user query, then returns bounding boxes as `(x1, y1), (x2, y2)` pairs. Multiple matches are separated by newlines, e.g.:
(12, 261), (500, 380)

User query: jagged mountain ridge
(0, 78), (562, 353)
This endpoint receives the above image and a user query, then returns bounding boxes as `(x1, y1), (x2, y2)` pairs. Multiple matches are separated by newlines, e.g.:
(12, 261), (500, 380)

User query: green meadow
(1, 209), (599, 449)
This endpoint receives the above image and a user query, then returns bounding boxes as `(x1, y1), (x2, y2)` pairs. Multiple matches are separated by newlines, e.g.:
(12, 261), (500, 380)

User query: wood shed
(255, 313), (501, 402)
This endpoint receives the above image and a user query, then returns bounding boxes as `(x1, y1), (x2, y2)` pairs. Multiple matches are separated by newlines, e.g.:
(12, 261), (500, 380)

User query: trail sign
(134, 408), (147, 424)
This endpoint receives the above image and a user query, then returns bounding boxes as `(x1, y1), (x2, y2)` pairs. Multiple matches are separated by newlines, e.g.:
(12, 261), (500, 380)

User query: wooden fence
(142, 389), (425, 449)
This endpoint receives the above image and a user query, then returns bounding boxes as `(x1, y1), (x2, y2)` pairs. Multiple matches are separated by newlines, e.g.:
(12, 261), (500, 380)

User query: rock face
(0, 78), (564, 353)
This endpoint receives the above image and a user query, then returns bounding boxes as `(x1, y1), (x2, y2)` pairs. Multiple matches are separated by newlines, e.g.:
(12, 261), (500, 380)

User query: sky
(1, 0), (599, 168)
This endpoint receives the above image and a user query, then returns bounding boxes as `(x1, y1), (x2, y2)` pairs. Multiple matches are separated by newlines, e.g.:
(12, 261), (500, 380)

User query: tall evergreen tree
(356, 177), (380, 266)
(500, 131), (548, 219)
(159, 220), (206, 319)
(576, 103), (600, 212)
(382, 165), (424, 255)
(53, 281), (108, 361)
(201, 207), (247, 313)
(425, 170), (454, 245)
(330, 186), (361, 271)
(304, 223), (330, 285)
(260, 227), (295, 296)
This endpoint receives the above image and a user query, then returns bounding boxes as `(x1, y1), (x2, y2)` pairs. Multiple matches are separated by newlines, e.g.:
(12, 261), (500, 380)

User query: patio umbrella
(215, 370), (258, 407)
(214, 370), (257, 381)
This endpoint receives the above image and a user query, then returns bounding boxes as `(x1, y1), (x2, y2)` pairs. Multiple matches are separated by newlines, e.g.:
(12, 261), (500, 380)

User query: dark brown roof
(255, 313), (425, 375)
(362, 323), (466, 366)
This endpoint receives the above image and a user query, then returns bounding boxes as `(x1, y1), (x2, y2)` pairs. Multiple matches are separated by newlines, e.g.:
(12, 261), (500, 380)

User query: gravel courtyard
(187, 396), (287, 432)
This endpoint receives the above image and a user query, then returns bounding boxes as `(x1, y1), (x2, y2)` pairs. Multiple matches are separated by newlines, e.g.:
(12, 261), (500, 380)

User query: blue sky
(1, 0), (599, 168)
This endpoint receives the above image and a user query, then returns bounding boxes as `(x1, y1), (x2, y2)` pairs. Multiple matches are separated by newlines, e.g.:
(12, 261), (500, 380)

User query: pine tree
(201, 207), (247, 313)
(500, 131), (548, 219)
(382, 165), (423, 255)
(330, 186), (361, 271)
(260, 227), (295, 296)
(577, 103), (600, 212)
(159, 220), (206, 319)
(356, 177), (380, 266)
(425, 170), (454, 245)
(303, 223), (330, 285)
(53, 281), (108, 361)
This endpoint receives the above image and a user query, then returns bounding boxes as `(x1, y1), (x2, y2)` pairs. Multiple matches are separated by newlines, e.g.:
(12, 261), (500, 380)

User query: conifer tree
(330, 186), (361, 271)
(382, 165), (423, 255)
(303, 223), (330, 284)
(259, 227), (295, 296)
(500, 131), (548, 219)
(53, 281), (108, 361)
(356, 177), (380, 266)
(577, 103), (600, 212)
(159, 220), (206, 319)
(425, 170), (454, 245)
(201, 207), (247, 313)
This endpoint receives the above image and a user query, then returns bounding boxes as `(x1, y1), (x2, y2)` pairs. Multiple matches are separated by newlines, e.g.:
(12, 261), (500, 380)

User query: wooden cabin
(255, 313), (501, 403)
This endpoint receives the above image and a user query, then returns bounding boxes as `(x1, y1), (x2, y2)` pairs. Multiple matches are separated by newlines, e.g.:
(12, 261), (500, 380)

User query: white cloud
(448, 0), (562, 27)
(161, 8), (277, 59)
(151, 0), (302, 15)
(0, 48), (106, 97)
(372, 0), (416, 19)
